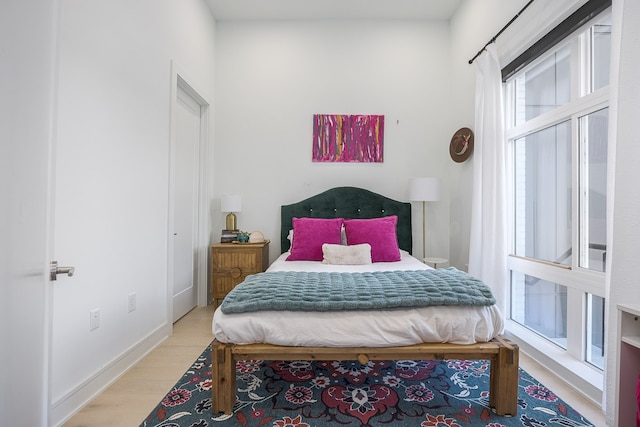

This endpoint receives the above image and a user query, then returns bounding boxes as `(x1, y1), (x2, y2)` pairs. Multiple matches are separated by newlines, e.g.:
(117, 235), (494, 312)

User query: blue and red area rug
(140, 342), (595, 427)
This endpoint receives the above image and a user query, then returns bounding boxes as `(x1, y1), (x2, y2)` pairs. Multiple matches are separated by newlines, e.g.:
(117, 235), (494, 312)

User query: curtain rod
(468, 0), (535, 64)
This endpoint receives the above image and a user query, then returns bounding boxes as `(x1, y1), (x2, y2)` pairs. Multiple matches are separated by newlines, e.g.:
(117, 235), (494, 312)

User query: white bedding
(212, 251), (504, 346)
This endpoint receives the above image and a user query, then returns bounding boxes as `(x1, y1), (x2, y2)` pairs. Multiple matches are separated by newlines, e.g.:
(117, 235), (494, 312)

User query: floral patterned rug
(140, 342), (595, 427)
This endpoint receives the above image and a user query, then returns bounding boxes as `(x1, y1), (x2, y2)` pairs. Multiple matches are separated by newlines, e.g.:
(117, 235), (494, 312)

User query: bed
(211, 186), (519, 416)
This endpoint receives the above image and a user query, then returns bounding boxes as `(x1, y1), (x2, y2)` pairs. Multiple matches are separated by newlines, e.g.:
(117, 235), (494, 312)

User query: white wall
(606, 0), (640, 424)
(213, 20), (453, 261)
(49, 1), (216, 424)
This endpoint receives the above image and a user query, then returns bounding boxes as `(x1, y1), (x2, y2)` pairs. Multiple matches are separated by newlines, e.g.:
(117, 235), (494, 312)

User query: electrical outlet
(128, 292), (136, 313)
(90, 308), (100, 331)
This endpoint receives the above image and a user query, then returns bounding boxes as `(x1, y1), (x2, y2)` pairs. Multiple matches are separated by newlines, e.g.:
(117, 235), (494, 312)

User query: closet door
(171, 84), (201, 322)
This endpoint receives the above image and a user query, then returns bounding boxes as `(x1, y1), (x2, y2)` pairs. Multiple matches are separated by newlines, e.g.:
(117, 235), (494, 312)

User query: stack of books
(220, 229), (239, 243)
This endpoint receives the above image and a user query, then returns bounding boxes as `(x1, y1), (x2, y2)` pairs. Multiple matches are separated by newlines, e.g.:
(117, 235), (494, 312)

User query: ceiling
(205, 0), (464, 21)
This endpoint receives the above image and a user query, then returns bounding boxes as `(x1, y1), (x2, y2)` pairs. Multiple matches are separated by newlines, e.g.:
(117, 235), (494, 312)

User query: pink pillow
(343, 216), (401, 262)
(286, 217), (344, 261)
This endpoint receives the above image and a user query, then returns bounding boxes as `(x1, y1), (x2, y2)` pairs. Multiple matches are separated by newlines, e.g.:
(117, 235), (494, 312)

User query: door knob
(50, 261), (75, 280)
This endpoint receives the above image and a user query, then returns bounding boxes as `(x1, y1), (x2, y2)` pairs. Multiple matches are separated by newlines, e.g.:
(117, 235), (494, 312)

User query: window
(513, 45), (571, 126)
(505, 9), (610, 371)
(586, 294), (605, 368)
(579, 108), (608, 273)
(511, 273), (567, 348)
(513, 122), (572, 267)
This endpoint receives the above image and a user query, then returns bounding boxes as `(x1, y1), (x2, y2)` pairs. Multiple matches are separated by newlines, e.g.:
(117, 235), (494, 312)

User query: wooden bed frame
(211, 187), (519, 416)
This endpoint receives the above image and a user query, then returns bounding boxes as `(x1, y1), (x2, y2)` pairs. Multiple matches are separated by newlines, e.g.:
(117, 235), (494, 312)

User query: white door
(1, 2), (56, 425)
(171, 84), (201, 322)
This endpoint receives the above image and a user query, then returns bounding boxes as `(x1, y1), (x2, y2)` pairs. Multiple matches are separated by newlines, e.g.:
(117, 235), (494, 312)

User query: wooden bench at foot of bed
(211, 336), (519, 416)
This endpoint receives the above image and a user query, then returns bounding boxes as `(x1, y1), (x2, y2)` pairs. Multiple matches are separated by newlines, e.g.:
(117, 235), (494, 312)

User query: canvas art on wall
(312, 114), (384, 163)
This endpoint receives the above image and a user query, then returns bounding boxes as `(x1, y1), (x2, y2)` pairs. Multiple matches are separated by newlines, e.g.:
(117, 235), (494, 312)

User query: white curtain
(468, 43), (508, 314)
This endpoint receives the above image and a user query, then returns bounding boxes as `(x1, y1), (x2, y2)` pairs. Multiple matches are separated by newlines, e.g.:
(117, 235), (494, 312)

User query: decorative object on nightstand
(220, 229), (239, 243)
(249, 231), (265, 243)
(210, 240), (269, 308)
(221, 194), (241, 231)
(424, 257), (448, 269)
(408, 177), (441, 263)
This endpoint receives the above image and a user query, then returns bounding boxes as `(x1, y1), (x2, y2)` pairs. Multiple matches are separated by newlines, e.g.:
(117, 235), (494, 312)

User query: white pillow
(322, 243), (372, 265)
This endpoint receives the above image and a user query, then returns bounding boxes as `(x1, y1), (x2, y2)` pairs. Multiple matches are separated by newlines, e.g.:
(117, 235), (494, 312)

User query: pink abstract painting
(312, 114), (384, 163)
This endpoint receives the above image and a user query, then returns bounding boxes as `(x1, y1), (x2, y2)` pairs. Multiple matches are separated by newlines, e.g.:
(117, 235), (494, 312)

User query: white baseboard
(50, 322), (172, 427)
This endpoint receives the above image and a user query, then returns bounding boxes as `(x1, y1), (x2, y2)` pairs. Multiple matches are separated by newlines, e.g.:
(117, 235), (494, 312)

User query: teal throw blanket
(220, 268), (496, 314)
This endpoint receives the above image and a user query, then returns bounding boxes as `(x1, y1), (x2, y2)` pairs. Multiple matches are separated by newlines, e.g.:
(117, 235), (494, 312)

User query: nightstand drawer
(211, 249), (264, 273)
(210, 241), (269, 308)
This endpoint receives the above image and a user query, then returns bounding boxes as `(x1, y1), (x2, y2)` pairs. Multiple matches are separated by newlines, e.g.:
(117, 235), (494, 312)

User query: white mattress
(212, 251), (504, 346)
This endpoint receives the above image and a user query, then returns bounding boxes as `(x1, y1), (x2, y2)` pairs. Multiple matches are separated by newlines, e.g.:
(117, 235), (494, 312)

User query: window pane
(579, 108), (608, 272)
(511, 272), (567, 348)
(590, 16), (611, 91)
(515, 45), (571, 126)
(514, 121), (572, 265)
(586, 294), (605, 370)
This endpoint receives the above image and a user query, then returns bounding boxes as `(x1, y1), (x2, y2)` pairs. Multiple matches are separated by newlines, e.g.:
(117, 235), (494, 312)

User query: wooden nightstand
(210, 241), (269, 308)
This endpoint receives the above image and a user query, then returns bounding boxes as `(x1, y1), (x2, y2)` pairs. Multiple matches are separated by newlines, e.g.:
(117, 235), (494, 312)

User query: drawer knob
(230, 267), (242, 279)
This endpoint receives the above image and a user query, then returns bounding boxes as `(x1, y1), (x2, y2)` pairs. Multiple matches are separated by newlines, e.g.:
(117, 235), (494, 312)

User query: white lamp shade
(409, 177), (441, 202)
(221, 194), (242, 212)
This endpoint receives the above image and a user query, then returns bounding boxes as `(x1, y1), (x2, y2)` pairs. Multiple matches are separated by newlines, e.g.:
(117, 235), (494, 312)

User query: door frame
(168, 61), (211, 323)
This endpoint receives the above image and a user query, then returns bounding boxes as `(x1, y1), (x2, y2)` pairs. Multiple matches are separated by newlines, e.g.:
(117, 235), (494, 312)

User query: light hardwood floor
(64, 304), (606, 426)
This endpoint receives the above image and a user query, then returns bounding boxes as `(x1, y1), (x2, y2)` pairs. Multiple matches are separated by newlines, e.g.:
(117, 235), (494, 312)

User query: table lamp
(409, 178), (441, 261)
(221, 195), (241, 231)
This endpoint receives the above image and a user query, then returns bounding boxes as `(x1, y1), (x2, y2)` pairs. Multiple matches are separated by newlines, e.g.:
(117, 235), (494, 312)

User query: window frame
(503, 10), (609, 373)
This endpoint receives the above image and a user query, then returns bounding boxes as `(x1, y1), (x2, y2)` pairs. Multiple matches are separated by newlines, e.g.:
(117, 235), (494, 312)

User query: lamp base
(225, 212), (237, 231)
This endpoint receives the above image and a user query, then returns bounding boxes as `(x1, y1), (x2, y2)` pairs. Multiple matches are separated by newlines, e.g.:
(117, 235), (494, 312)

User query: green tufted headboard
(280, 187), (412, 254)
